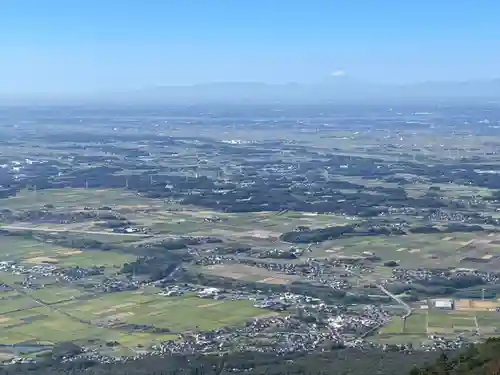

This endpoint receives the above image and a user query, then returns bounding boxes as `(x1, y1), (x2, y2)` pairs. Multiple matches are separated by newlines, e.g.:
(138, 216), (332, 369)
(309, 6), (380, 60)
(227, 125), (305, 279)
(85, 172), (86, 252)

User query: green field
(0, 188), (153, 211)
(141, 209), (355, 239)
(53, 291), (267, 332)
(0, 235), (135, 268)
(0, 188), (279, 354)
(27, 286), (89, 304)
(0, 289), (271, 352)
(377, 309), (500, 344)
(309, 231), (500, 273)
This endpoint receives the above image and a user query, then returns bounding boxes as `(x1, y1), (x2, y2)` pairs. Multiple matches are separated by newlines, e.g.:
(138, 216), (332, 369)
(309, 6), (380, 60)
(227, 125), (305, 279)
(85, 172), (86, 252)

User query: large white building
(198, 287), (220, 298)
(433, 298), (454, 310)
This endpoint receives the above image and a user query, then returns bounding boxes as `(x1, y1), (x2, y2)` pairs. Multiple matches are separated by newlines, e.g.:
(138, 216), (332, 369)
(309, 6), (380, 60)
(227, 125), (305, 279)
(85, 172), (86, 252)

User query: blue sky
(1, 0), (499, 95)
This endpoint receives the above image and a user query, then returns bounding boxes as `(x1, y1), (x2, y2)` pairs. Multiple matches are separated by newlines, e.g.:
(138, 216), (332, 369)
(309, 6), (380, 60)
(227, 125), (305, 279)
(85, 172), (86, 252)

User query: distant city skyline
(1, 0), (499, 97)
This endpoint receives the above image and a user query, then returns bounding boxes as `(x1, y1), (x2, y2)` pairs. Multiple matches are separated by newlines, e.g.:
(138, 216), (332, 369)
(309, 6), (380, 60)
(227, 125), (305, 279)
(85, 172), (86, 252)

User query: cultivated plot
(202, 263), (299, 284)
(378, 309), (500, 344)
(0, 188), (153, 211)
(0, 290), (270, 348)
(311, 232), (500, 272)
(0, 235), (135, 268)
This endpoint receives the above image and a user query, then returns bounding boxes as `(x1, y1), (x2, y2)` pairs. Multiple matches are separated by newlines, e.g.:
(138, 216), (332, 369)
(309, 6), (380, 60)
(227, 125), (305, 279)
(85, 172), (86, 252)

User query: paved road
(345, 269), (412, 317)
(0, 225), (149, 237)
(375, 284), (412, 318)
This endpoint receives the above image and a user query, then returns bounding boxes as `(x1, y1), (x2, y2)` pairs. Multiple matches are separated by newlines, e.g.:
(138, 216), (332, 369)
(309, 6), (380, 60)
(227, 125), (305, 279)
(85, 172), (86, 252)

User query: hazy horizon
(1, 0), (500, 99)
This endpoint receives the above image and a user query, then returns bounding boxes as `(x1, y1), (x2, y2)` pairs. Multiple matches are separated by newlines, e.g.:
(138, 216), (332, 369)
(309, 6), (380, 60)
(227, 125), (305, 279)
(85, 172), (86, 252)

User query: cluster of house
(0, 261), (57, 279)
(391, 267), (500, 285)
(194, 255), (235, 266)
(421, 335), (471, 351)
(60, 266), (105, 281)
(98, 277), (140, 293)
(0, 261), (105, 283)
(0, 259), (140, 294)
(112, 227), (144, 233)
(59, 297), (394, 363)
(191, 250), (365, 295)
(257, 247), (304, 259)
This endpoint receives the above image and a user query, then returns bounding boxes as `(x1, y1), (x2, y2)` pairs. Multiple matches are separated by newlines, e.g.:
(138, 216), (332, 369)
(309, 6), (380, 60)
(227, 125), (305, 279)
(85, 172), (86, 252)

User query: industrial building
(432, 298), (454, 310)
(198, 287), (220, 298)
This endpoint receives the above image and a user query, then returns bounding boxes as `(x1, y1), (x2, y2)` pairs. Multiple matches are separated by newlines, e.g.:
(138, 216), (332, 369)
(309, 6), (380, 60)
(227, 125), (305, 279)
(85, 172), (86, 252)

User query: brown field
(243, 230), (281, 239)
(455, 299), (500, 311)
(60, 250), (83, 256)
(460, 240), (475, 246)
(25, 256), (58, 264)
(455, 299), (473, 309)
(203, 264), (297, 284)
(474, 239), (493, 246)
(108, 312), (134, 320)
(0, 317), (10, 323)
(198, 302), (225, 308)
(93, 312), (135, 326)
(325, 246), (344, 253)
(94, 303), (137, 316)
(259, 277), (290, 284)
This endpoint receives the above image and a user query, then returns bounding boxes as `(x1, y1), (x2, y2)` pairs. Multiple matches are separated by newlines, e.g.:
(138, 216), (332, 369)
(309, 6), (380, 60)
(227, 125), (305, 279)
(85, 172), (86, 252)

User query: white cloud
(330, 70), (346, 77)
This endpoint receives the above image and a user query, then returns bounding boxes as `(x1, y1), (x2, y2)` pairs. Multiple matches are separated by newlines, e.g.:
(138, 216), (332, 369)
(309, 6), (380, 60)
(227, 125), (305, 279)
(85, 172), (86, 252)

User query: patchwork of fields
(202, 263), (299, 284)
(310, 232), (500, 272)
(0, 287), (270, 353)
(1, 189), (355, 251)
(378, 309), (500, 344)
(0, 188), (288, 356)
(0, 235), (135, 269)
(3, 188), (500, 355)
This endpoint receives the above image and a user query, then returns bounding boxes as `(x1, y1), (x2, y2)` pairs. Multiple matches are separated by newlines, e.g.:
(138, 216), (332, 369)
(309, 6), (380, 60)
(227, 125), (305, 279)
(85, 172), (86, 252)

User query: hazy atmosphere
(1, 0), (499, 102)
(2, 2), (500, 375)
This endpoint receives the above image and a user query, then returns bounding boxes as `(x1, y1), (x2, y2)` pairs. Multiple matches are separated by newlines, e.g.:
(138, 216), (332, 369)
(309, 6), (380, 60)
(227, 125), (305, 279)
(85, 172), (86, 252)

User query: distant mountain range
(3, 78), (500, 105)
(108, 78), (500, 104)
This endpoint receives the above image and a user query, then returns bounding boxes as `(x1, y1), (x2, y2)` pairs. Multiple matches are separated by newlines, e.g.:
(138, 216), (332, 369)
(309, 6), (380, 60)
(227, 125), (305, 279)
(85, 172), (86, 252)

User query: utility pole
(125, 177), (129, 189)
(482, 288), (486, 301)
(85, 180), (89, 189)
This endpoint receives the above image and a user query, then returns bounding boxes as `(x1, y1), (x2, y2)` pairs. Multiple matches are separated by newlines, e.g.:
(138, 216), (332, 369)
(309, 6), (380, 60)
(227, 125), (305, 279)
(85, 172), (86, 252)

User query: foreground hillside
(413, 338), (500, 375)
(0, 347), (439, 375)
(4, 339), (500, 375)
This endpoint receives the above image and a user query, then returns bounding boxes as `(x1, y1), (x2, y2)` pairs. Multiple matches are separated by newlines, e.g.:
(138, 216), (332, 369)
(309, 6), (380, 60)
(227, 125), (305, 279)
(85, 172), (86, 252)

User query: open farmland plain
(377, 308), (500, 344)
(0, 234), (135, 269)
(307, 231), (500, 272)
(202, 264), (300, 284)
(0, 286), (271, 353)
(2, 103), (500, 361)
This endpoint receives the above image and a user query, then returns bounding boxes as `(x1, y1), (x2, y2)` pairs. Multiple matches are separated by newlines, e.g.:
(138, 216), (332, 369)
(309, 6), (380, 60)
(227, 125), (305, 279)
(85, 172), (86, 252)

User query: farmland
(0, 288), (270, 352)
(0, 235), (135, 269)
(378, 309), (500, 344)
(2, 103), (500, 362)
(202, 264), (300, 284)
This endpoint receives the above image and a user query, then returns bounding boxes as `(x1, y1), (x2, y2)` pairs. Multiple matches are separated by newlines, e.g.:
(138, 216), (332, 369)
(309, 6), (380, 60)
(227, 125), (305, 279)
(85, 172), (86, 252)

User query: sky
(1, 0), (499, 96)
